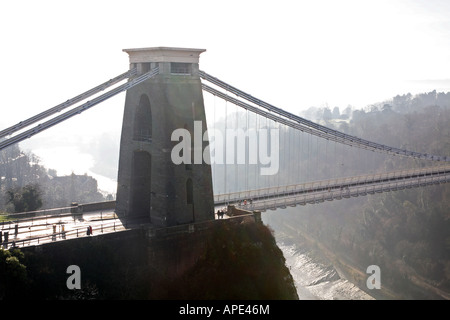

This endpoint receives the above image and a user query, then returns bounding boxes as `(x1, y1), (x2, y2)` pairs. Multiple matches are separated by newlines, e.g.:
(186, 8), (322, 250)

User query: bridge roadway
(0, 206), (232, 250)
(2, 165), (448, 249)
(214, 165), (450, 211)
(1, 209), (126, 250)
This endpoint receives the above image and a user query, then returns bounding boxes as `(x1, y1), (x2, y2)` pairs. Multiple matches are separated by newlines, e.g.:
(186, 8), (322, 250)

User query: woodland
(269, 90), (450, 298)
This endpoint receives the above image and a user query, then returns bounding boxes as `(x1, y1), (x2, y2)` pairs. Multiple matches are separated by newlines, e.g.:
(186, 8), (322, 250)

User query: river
(261, 210), (375, 300)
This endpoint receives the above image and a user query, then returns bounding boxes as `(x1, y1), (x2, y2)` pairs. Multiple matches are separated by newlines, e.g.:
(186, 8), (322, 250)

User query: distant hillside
(277, 90), (450, 299)
(0, 143), (106, 212)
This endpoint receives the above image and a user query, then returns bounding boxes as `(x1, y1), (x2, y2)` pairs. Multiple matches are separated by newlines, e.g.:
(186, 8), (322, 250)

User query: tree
(0, 248), (28, 299)
(322, 107), (333, 120)
(382, 104), (393, 113)
(5, 184), (43, 213)
(332, 106), (340, 119)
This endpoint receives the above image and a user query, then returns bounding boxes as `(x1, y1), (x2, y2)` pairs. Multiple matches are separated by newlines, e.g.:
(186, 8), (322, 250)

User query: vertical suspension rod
(199, 70), (449, 162)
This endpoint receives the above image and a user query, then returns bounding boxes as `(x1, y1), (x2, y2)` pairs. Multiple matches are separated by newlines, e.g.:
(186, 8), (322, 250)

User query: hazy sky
(1, 0), (450, 193)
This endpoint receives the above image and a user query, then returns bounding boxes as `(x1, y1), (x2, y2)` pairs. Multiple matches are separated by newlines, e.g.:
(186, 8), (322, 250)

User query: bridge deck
(214, 165), (450, 211)
(2, 165), (448, 249)
(1, 208), (234, 250)
(1, 210), (126, 249)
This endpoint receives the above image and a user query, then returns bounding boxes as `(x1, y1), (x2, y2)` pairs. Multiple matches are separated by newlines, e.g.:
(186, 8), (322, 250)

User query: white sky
(1, 0), (450, 193)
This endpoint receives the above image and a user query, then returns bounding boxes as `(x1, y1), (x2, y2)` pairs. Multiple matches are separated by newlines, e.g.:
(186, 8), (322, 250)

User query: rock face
(146, 218), (299, 300)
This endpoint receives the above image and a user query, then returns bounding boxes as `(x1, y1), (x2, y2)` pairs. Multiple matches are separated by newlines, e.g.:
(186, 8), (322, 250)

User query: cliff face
(1, 217), (298, 300)
(149, 219), (299, 299)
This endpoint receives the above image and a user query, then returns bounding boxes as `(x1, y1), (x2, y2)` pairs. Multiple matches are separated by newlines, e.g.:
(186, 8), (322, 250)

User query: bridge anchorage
(0, 46), (449, 249)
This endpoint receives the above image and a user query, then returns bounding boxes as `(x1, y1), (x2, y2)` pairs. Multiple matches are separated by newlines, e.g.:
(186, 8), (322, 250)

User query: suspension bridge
(1, 46), (449, 249)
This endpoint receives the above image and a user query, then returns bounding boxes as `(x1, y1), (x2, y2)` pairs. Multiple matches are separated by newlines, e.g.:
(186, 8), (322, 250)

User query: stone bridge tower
(115, 47), (214, 227)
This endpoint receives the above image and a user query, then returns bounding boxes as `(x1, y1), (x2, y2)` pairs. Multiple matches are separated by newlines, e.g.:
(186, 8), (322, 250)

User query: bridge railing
(214, 165), (450, 209)
(1, 201), (116, 223)
(0, 215), (125, 250)
(1, 205), (74, 225)
(236, 168), (450, 211)
(1, 209), (261, 250)
(147, 211), (259, 239)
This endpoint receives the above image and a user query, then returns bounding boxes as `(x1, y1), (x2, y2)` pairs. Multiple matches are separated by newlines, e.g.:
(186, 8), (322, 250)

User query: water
(277, 239), (374, 300)
(262, 211), (374, 300)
